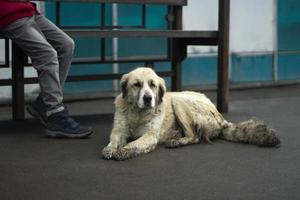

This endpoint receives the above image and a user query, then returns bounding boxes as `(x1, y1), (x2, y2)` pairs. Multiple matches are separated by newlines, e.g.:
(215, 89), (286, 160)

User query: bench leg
(217, 0), (230, 113)
(12, 44), (26, 120)
(171, 6), (183, 91)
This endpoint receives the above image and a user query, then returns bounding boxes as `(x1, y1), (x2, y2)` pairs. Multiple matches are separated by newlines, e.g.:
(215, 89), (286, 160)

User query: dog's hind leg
(165, 98), (199, 148)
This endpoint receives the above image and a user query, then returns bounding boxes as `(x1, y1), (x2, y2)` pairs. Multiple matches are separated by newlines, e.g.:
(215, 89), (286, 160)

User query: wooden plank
(181, 37), (218, 46)
(20, 71), (173, 84)
(217, 0), (230, 113)
(0, 63), (7, 68)
(72, 55), (169, 64)
(3, 55), (169, 66)
(34, 0), (187, 5)
(0, 79), (12, 86)
(8, 70), (173, 85)
(65, 29), (218, 39)
(67, 72), (173, 82)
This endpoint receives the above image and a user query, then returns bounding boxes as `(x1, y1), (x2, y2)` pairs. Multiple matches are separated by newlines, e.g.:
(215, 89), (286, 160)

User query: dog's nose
(143, 95), (152, 105)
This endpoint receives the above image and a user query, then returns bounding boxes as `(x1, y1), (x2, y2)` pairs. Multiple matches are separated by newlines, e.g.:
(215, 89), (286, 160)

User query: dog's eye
(133, 82), (142, 88)
(149, 81), (156, 88)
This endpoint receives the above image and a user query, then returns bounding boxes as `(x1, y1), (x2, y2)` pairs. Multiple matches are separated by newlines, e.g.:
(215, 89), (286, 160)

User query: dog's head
(120, 67), (166, 109)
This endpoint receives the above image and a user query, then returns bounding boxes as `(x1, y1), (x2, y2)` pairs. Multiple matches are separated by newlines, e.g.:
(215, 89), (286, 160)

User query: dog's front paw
(102, 146), (117, 160)
(165, 139), (181, 148)
(114, 147), (138, 161)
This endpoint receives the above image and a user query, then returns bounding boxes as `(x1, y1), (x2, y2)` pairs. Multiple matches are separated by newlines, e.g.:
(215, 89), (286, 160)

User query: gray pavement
(0, 85), (299, 200)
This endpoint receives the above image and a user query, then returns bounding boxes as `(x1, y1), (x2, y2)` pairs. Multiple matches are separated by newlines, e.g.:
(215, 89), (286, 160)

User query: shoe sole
(45, 129), (93, 139)
(27, 106), (47, 127)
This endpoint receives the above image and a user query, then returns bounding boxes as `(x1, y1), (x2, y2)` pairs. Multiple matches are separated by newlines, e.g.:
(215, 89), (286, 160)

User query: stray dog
(102, 67), (280, 161)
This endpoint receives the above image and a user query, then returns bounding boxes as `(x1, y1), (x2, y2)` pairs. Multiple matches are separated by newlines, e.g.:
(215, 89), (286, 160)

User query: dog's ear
(158, 77), (166, 104)
(120, 74), (129, 98)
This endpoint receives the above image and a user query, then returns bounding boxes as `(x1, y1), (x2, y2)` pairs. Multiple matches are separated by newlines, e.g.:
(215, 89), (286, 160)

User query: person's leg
(34, 14), (74, 88)
(31, 16), (94, 138)
(2, 17), (63, 114)
(2, 17), (92, 138)
(26, 15), (74, 125)
(28, 15), (74, 122)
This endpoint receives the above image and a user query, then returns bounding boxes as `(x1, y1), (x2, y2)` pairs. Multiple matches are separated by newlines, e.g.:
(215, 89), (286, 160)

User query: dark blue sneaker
(46, 109), (93, 138)
(27, 99), (47, 127)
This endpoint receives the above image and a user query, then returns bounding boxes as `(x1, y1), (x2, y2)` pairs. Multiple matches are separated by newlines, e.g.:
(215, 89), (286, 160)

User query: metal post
(112, 3), (119, 91)
(272, 0), (278, 82)
(101, 3), (106, 61)
(12, 44), (26, 120)
(55, 2), (61, 27)
(217, 0), (230, 112)
(171, 6), (182, 91)
(142, 5), (147, 28)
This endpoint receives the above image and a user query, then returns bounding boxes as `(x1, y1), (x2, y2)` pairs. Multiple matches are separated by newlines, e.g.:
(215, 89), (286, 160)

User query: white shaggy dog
(102, 67), (280, 161)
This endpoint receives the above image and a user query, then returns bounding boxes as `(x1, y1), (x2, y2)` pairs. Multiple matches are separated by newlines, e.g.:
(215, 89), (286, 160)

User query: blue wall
(277, 0), (300, 80)
(278, 0), (300, 51)
(231, 54), (273, 83)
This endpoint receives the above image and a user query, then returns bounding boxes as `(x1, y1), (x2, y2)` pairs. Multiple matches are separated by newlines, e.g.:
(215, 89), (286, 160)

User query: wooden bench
(0, 0), (230, 120)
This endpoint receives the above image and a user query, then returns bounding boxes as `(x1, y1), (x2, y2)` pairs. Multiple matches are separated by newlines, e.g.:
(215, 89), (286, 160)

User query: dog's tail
(220, 118), (280, 147)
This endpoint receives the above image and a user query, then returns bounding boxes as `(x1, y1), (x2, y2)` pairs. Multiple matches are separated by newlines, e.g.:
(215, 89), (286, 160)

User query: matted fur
(102, 67), (280, 161)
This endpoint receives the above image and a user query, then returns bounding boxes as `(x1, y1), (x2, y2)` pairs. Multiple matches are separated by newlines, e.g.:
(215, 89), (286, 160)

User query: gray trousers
(1, 15), (74, 116)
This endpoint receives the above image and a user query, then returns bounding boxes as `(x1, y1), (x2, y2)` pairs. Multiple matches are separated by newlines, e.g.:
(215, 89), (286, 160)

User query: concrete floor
(0, 85), (300, 200)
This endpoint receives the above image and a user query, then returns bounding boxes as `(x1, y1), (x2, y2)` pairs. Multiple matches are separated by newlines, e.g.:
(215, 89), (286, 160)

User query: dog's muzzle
(143, 94), (152, 107)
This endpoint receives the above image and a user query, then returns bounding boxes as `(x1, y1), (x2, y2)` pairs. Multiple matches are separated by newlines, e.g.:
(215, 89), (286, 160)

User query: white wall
(230, 0), (274, 53)
(183, 0), (275, 55)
